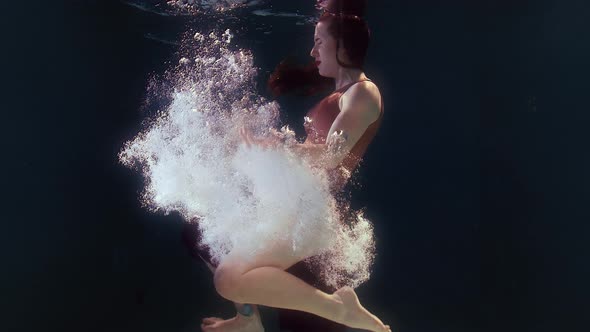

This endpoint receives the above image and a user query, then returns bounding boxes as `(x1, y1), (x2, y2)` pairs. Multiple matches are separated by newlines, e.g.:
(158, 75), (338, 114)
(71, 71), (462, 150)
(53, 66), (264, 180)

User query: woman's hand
(326, 129), (348, 155)
(239, 126), (281, 150)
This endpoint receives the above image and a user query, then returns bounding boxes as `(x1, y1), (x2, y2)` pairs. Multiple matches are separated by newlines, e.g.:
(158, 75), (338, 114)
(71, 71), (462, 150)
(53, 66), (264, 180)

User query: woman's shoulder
(340, 79), (382, 112)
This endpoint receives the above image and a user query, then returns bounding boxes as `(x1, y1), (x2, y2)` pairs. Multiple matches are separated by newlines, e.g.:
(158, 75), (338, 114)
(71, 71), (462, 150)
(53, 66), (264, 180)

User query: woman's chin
(318, 68), (333, 78)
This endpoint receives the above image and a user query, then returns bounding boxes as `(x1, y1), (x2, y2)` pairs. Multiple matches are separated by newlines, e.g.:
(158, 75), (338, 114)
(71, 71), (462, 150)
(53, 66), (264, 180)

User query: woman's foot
(201, 306), (264, 332)
(332, 286), (391, 332)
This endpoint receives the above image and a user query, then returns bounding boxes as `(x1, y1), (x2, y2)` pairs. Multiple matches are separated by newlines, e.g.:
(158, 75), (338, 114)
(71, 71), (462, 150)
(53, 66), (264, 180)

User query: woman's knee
(213, 264), (243, 302)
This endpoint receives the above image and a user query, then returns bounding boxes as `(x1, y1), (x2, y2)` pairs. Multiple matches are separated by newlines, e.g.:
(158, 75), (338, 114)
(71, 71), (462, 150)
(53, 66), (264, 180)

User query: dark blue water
(4, 0), (590, 331)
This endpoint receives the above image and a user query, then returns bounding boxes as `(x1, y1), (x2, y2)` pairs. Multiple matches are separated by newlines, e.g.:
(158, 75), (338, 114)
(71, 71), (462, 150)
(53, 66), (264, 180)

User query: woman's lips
(315, 61), (321, 66)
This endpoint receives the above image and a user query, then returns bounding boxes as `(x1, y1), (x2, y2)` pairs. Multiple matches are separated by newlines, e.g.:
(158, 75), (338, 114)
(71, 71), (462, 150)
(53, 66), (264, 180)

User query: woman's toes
(202, 317), (222, 325)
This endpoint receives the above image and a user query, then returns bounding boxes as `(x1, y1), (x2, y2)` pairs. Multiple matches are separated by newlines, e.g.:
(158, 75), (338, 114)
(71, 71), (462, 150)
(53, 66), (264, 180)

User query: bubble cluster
(119, 29), (376, 289)
(166, 0), (260, 13)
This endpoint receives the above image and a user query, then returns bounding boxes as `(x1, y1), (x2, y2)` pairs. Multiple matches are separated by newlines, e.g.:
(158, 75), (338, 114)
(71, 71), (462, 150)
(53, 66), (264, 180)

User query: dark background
(4, 0), (590, 331)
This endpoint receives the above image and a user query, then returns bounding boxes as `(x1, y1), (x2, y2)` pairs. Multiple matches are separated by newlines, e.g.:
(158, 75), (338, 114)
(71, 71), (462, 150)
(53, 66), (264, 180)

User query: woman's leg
(181, 222), (264, 331)
(213, 240), (391, 332)
(198, 254), (259, 319)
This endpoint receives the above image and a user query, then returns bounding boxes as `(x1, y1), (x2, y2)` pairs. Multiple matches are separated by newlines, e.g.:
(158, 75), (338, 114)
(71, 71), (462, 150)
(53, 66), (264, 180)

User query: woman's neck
(334, 68), (367, 90)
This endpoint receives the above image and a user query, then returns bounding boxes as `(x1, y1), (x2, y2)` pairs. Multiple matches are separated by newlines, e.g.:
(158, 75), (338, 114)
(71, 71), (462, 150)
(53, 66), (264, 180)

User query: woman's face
(310, 21), (340, 78)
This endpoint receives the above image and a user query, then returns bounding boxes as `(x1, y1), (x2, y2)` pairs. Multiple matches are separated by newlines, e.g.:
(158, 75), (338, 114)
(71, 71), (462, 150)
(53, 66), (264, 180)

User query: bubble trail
(118, 28), (377, 289)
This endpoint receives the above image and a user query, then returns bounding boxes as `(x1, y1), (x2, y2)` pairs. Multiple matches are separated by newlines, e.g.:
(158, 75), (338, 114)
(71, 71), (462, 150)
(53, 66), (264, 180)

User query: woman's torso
(304, 78), (384, 193)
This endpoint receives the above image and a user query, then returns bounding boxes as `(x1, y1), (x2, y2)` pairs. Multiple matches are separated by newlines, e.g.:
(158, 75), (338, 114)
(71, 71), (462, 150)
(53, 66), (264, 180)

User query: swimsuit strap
(335, 78), (372, 93)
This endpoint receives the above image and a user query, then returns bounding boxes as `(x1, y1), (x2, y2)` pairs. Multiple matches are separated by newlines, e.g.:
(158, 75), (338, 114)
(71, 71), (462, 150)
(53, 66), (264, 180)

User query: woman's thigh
(219, 235), (316, 275)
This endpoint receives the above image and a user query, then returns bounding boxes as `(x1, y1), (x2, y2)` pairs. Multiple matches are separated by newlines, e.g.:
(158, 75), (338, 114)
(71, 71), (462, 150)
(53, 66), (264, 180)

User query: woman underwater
(191, 0), (389, 331)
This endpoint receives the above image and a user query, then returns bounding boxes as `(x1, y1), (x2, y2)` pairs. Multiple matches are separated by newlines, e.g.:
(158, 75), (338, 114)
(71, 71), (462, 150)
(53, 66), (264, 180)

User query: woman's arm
(289, 139), (348, 170)
(319, 82), (381, 166)
(239, 127), (345, 169)
(291, 142), (330, 167)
